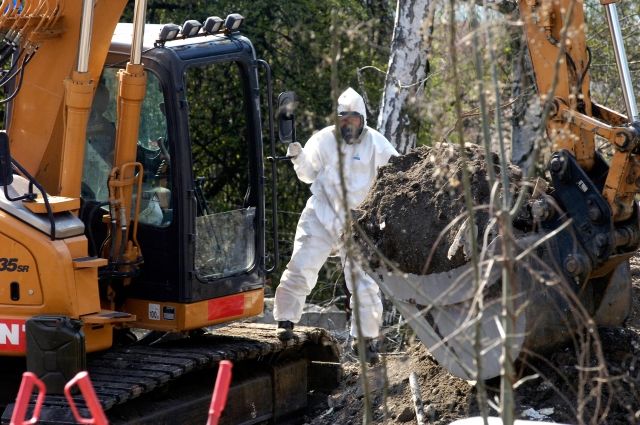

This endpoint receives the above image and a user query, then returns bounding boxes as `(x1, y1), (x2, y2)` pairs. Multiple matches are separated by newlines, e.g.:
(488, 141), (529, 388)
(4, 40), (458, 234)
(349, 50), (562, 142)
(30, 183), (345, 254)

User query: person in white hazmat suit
(273, 87), (398, 361)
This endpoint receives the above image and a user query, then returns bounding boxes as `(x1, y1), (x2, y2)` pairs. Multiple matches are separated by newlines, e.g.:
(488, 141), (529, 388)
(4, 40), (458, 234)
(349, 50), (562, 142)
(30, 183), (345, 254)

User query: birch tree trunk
(510, 20), (540, 176)
(377, 0), (434, 154)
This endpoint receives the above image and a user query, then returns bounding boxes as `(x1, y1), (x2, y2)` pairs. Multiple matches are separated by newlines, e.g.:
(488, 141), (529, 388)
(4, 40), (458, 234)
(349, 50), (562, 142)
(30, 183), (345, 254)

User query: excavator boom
(7, 0), (127, 192)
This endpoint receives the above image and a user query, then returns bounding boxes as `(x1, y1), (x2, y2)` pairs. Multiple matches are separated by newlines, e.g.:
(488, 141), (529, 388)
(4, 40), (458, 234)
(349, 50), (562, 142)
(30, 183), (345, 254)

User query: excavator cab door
(181, 59), (262, 293)
(81, 31), (266, 328)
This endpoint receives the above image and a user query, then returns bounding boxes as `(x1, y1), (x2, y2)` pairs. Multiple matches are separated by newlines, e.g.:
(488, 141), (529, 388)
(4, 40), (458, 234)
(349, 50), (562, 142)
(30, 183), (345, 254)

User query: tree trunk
(510, 26), (540, 176)
(377, 0), (434, 154)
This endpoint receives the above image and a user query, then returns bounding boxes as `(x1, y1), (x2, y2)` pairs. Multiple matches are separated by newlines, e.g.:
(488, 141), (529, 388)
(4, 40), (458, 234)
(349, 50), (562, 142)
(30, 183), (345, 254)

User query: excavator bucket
(370, 234), (632, 380)
(371, 236), (523, 380)
(353, 141), (638, 382)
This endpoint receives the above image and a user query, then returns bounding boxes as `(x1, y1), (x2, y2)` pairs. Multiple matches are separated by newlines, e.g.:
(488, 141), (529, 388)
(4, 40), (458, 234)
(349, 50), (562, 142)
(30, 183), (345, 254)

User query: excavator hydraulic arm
(0, 0), (152, 360)
(6, 0), (147, 287)
(519, 0), (640, 223)
(6, 0), (127, 194)
(0, 0), (136, 355)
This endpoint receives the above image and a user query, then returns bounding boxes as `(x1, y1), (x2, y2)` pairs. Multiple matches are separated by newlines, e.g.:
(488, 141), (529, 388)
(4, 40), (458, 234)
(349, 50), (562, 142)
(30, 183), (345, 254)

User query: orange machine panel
(123, 289), (265, 332)
(0, 234), (42, 305)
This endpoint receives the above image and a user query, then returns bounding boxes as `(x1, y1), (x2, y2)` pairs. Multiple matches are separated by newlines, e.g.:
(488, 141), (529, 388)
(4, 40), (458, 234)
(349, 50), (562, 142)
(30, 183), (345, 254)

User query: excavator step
(1, 323), (340, 425)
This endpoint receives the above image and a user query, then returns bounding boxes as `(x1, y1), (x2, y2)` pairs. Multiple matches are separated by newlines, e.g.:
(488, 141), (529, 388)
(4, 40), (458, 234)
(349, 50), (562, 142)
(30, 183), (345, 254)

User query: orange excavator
(372, 0), (640, 380)
(0, 0), (337, 423)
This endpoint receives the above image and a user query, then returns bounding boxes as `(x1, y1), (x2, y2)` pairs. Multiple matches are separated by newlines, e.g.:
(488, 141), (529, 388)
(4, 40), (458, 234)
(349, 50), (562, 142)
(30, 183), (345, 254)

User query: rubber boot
(277, 320), (294, 341)
(351, 337), (379, 364)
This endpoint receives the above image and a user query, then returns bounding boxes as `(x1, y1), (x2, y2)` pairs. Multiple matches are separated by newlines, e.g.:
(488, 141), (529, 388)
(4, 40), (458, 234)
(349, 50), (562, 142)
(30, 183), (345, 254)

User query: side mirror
(0, 131), (13, 186)
(277, 91), (296, 144)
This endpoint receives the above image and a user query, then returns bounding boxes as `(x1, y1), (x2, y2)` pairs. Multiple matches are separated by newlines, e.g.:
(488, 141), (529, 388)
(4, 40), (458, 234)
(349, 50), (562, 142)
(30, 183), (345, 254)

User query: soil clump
(354, 142), (524, 275)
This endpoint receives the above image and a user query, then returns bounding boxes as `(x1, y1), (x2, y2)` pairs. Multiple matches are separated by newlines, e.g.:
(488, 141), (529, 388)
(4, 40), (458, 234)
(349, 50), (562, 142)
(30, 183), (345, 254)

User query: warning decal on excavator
(162, 306), (175, 320)
(208, 294), (244, 320)
(0, 319), (26, 352)
(148, 303), (161, 320)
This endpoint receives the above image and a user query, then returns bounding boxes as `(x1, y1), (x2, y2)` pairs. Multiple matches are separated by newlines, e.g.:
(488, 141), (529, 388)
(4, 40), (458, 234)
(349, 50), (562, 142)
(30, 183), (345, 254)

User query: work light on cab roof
(224, 13), (244, 32)
(204, 16), (224, 34)
(157, 23), (180, 45)
(156, 13), (244, 47)
(181, 19), (202, 38)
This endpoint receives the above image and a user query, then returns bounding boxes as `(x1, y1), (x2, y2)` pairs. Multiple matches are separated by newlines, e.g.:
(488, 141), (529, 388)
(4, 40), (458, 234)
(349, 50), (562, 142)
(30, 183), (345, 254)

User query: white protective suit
(273, 88), (399, 338)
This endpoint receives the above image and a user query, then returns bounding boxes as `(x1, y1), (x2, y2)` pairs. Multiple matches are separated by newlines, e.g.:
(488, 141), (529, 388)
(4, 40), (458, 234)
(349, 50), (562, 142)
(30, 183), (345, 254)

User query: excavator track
(1, 323), (341, 425)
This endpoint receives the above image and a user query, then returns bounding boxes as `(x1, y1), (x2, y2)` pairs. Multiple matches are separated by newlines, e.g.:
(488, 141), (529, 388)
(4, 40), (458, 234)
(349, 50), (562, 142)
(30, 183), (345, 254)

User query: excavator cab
(79, 23), (271, 331)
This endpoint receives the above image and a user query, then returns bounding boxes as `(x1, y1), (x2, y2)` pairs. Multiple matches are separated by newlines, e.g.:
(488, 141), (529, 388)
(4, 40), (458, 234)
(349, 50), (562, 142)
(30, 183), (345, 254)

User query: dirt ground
(303, 143), (640, 424)
(303, 256), (640, 424)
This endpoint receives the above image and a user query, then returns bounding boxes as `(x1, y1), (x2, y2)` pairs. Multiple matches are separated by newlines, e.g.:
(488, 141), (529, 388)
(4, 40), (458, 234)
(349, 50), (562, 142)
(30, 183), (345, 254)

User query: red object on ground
(10, 372), (46, 425)
(64, 371), (108, 425)
(206, 360), (233, 425)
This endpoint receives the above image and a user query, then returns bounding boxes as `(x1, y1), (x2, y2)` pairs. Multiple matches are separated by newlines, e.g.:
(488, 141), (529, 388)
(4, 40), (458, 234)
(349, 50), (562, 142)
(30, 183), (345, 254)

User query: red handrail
(13, 363), (234, 425)
(206, 360), (233, 425)
(10, 372), (46, 425)
(63, 371), (108, 425)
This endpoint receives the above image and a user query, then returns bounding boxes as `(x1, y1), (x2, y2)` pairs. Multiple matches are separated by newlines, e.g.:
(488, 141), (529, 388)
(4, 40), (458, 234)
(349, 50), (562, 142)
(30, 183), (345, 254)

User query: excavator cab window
(186, 61), (255, 279)
(135, 73), (172, 227)
(82, 78), (116, 203)
(81, 69), (173, 227)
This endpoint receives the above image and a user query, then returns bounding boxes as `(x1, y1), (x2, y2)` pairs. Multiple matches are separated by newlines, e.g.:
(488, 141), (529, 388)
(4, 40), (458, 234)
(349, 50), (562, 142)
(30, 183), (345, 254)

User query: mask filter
(338, 112), (363, 144)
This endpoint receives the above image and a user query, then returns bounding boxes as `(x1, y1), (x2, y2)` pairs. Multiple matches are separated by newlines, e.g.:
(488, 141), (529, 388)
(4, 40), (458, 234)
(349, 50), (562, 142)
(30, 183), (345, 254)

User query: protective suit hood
(337, 88), (367, 144)
(337, 87), (367, 127)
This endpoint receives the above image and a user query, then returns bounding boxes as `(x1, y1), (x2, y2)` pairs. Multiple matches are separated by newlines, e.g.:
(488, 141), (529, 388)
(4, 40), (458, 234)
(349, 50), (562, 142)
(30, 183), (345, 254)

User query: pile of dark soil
(354, 142), (523, 274)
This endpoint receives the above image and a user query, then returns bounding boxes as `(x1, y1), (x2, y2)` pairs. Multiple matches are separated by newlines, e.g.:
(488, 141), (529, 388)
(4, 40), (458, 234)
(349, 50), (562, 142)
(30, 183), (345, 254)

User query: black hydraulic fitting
(549, 156), (563, 173)
(564, 254), (587, 277)
(593, 233), (610, 258)
(548, 153), (569, 181)
(586, 197), (602, 222)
